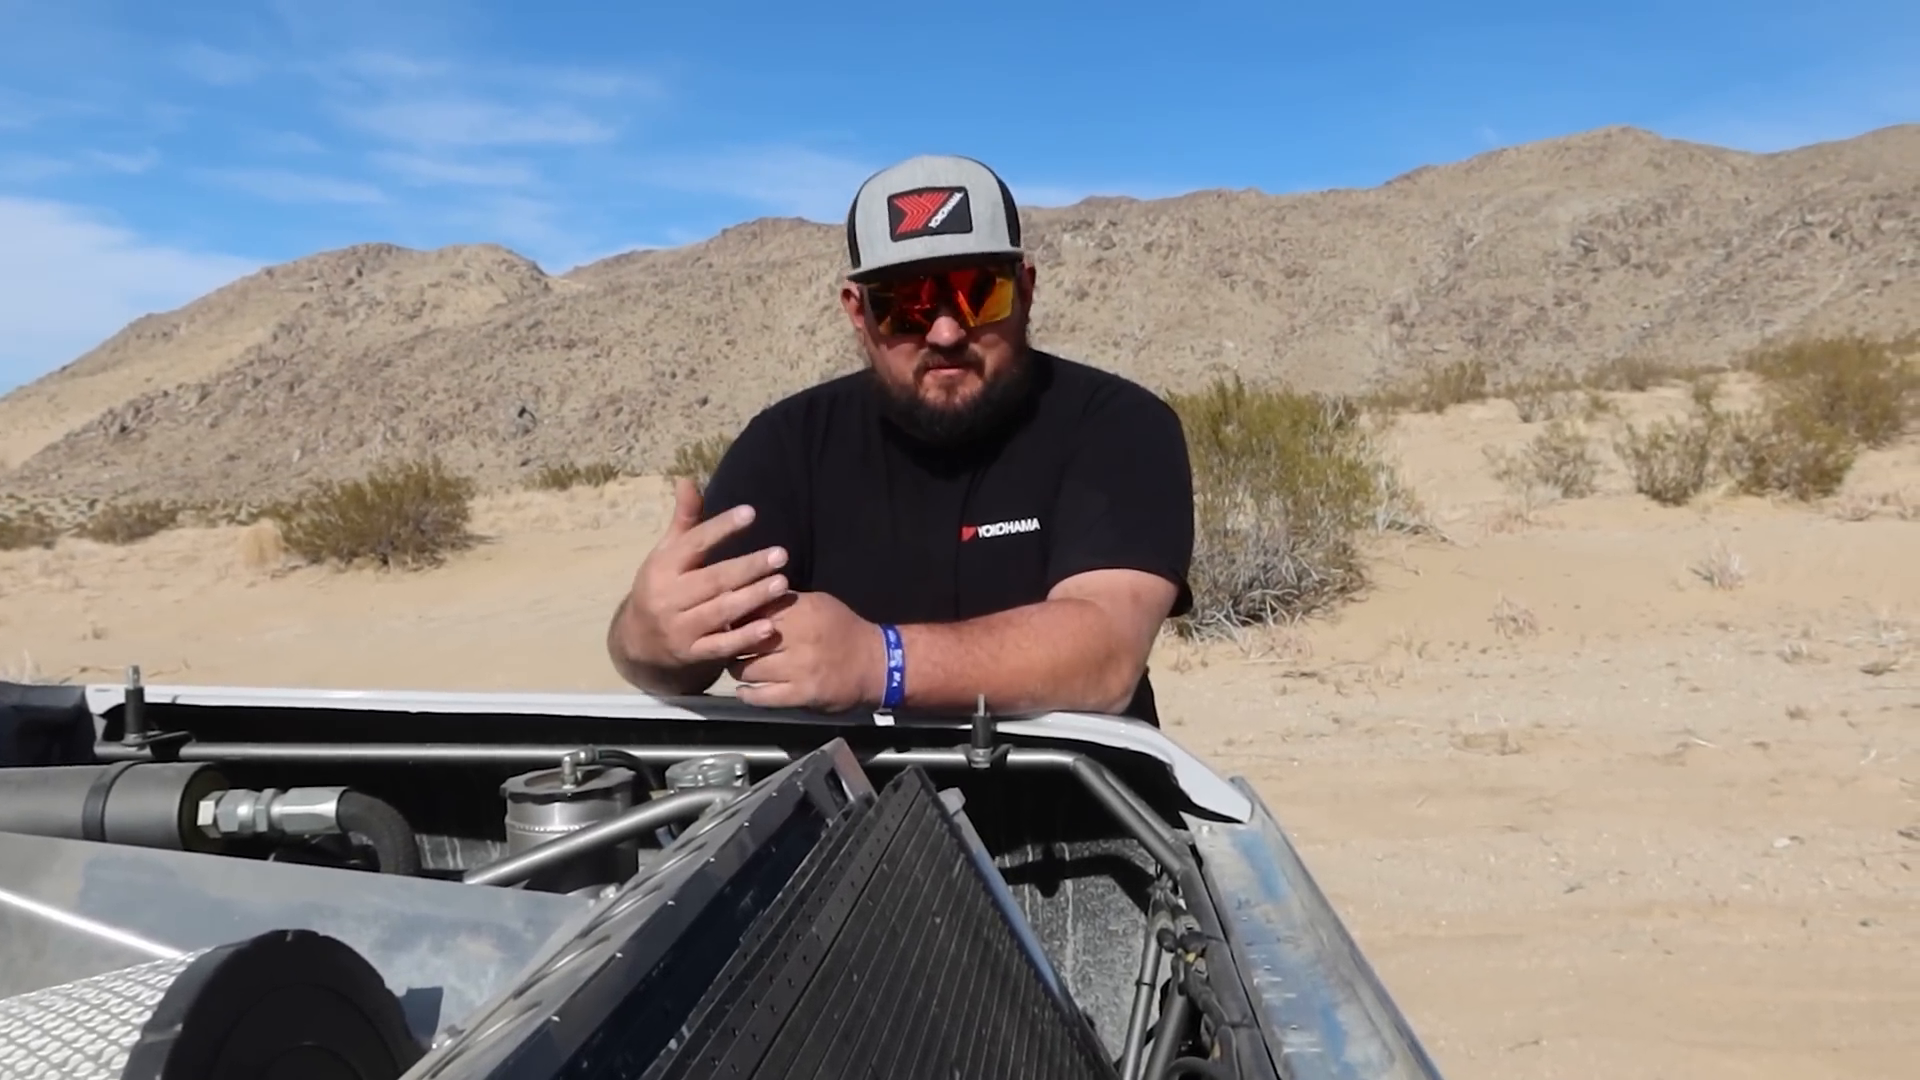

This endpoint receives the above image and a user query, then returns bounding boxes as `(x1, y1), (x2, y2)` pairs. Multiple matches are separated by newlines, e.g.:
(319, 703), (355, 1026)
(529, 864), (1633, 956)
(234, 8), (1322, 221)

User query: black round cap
(122, 928), (426, 1080)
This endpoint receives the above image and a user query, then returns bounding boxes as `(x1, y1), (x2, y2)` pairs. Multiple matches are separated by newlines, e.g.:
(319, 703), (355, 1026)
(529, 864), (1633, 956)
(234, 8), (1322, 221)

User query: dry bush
(1610, 336), (1915, 507)
(529, 460), (627, 492)
(1510, 386), (1584, 423)
(1489, 594), (1540, 638)
(74, 499), (181, 545)
(1691, 541), (1747, 590)
(669, 434), (734, 493)
(1367, 357), (1491, 414)
(0, 507), (60, 551)
(1167, 375), (1407, 638)
(1717, 397), (1857, 501)
(1696, 340), (1903, 502)
(1740, 335), (1919, 448)
(267, 456), (477, 570)
(1829, 489), (1917, 522)
(1614, 381), (1727, 506)
(1496, 365), (1585, 423)
(1485, 418), (1601, 500)
(1586, 354), (1690, 392)
(1487, 487), (1553, 533)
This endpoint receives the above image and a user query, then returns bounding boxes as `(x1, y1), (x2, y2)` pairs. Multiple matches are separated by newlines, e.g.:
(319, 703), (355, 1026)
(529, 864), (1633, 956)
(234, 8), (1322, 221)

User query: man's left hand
(727, 591), (882, 712)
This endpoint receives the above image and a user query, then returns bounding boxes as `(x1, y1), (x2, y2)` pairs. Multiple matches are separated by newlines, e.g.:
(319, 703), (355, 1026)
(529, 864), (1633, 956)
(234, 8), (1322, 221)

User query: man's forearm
(892, 598), (1146, 715)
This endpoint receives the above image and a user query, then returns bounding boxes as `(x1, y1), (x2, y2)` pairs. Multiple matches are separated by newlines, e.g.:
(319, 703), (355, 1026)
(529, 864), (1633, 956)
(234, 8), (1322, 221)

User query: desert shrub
(1612, 380), (1735, 507)
(1508, 384), (1582, 423)
(269, 456), (477, 569)
(1741, 335), (1919, 448)
(1617, 419), (1718, 505)
(74, 499), (180, 545)
(1614, 382), (1726, 506)
(1167, 375), (1404, 637)
(1367, 357), (1491, 414)
(1485, 418), (1601, 499)
(1613, 362), (1886, 506)
(1587, 354), (1688, 392)
(1718, 395), (1858, 501)
(1495, 365), (1582, 423)
(530, 460), (626, 491)
(0, 508), (59, 551)
(669, 434), (734, 493)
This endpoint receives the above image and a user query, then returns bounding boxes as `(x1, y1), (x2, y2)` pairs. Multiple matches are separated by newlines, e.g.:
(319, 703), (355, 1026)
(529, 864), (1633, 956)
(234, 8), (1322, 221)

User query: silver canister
(500, 759), (637, 892)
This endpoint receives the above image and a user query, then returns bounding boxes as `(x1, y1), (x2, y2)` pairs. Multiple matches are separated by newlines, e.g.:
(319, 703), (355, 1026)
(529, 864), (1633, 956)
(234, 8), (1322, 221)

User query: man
(606, 154), (1194, 726)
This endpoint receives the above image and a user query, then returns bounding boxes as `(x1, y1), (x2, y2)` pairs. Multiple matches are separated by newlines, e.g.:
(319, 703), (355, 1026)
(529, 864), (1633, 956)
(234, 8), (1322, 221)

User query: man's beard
(870, 344), (1040, 449)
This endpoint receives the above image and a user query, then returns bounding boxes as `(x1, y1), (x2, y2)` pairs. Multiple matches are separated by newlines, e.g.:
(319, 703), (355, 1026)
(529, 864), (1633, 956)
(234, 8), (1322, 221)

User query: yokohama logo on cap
(887, 186), (973, 241)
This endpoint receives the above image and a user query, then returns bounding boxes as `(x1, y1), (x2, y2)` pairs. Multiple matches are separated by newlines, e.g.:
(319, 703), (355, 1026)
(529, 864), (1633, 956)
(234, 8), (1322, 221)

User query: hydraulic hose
(1163, 1058), (1232, 1079)
(336, 791), (422, 876)
(589, 747), (666, 795)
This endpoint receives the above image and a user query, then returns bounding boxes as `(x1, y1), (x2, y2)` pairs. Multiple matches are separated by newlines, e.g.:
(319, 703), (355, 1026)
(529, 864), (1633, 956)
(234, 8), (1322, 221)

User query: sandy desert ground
(3, 386), (1917, 1080)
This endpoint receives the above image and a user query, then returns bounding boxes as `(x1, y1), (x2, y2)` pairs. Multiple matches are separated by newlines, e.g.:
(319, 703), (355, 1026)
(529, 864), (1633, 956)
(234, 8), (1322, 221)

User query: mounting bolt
(966, 693), (1007, 770)
(123, 664), (148, 742)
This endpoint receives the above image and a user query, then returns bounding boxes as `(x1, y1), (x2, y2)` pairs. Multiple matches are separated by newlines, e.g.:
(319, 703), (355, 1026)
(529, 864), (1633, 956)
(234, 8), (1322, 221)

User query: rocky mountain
(3, 123), (1915, 505)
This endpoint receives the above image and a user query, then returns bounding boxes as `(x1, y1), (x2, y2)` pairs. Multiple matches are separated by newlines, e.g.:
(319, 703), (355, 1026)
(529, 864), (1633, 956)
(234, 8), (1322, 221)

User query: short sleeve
(696, 409), (810, 588)
(1045, 387), (1195, 616)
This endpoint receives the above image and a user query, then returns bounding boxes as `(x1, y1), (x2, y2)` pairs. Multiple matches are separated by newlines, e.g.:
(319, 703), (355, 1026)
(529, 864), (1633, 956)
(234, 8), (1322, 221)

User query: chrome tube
(1120, 904), (1175, 1080)
(461, 788), (733, 887)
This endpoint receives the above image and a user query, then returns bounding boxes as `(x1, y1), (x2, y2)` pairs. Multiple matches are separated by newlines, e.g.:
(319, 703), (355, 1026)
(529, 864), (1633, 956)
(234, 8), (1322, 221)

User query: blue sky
(1, 0), (1915, 394)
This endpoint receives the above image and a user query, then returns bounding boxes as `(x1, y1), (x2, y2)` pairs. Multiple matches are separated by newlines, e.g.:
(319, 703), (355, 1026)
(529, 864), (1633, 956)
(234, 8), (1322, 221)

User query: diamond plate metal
(0, 950), (207, 1080)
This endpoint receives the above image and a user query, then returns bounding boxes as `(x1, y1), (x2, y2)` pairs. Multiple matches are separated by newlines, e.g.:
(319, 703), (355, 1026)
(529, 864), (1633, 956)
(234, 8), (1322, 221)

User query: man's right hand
(608, 477), (791, 694)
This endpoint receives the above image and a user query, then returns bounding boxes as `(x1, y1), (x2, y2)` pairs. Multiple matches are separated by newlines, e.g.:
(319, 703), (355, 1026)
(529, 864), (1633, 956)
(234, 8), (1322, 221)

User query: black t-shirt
(698, 349), (1194, 725)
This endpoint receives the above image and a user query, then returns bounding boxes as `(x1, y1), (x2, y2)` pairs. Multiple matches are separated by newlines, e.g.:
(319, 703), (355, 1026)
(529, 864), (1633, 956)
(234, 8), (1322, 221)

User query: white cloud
(341, 97), (615, 147)
(371, 151), (535, 187)
(0, 148), (160, 184)
(0, 154), (72, 183)
(331, 49), (452, 84)
(0, 196), (257, 392)
(84, 148), (159, 174)
(640, 146), (876, 221)
(175, 43), (267, 86)
(537, 69), (660, 98)
(200, 167), (388, 204)
(0, 89), (51, 130)
(256, 130), (327, 155)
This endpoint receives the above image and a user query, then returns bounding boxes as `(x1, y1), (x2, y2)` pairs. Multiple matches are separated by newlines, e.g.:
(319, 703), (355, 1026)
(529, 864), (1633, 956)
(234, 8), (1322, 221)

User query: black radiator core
(419, 744), (1121, 1080)
(645, 766), (1119, 1080)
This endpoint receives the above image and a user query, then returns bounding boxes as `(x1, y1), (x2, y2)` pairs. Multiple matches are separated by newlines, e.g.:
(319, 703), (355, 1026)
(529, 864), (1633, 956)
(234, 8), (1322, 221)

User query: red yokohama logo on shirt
(961, 517), (1040, 541)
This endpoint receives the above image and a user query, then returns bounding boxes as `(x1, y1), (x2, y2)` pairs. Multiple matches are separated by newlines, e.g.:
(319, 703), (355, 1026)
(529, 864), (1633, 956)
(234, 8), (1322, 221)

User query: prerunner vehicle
(0, 668), (1444, 1080)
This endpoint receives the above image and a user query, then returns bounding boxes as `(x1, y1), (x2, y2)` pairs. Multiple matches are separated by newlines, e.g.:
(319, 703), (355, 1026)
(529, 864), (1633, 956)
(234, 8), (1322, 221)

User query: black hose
(336, 791), (421, 875)
(1163, 1057), (1231, 1079)
(591, 747), (666, 794)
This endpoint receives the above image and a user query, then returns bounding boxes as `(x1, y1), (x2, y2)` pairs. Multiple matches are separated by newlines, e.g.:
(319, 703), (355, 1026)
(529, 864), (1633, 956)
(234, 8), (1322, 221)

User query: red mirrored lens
(864, 266), (1016, 335)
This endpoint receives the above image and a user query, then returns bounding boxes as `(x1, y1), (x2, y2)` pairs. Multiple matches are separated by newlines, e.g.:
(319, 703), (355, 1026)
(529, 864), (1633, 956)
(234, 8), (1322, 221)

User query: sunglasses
(860, 264), (1020, 336)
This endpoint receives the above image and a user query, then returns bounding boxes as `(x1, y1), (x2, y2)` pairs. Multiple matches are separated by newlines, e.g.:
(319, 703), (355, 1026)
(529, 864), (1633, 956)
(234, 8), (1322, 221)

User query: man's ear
(840, 282), (866, 330)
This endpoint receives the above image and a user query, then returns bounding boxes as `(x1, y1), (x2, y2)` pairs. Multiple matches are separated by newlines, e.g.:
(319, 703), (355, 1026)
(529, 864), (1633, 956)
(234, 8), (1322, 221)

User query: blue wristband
(879, 623), (906, 710)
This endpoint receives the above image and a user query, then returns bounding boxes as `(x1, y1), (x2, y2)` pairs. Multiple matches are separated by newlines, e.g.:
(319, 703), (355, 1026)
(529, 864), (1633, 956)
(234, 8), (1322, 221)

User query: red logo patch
(886, 186), (973, 241)
(959, 525), (978, 541)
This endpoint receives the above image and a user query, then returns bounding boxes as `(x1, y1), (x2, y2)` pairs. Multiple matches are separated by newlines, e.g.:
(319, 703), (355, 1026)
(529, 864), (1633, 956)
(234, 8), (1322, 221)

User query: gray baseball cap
(844, 154), (1024, 282)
